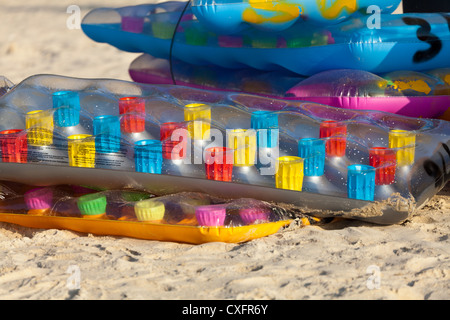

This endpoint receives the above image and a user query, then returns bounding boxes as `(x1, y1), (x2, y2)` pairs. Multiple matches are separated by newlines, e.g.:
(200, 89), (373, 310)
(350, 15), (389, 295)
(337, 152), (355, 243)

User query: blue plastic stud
(93, 115), (121, 153)
(347, 164), (376, 201)
(298, 138), (325, 176)
(251, 110), (279, 148)
(134, 139), (162, 174)
(52, 91), (81, 127)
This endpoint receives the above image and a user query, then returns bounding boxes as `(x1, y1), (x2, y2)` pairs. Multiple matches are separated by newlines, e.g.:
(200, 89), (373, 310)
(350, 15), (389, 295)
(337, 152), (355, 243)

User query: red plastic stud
(0, 129), (27, 163)
(204, 147), (234, 182)
(119, 97), (145, 133)
(319, 120), (347, 157)
(160, 122), (188, 160)
(369, 147), (397, 185)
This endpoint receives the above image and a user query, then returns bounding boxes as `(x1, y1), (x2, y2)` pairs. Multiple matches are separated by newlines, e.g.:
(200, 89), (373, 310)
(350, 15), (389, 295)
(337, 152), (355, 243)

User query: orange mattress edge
(0, 213), (292, 244)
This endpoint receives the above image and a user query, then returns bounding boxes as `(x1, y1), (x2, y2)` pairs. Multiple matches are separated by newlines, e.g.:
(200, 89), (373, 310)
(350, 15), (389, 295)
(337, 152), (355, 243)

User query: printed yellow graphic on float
(317, 0), (358, 20)
(242, 0), (302, 25)
(393, 79), (432, 95)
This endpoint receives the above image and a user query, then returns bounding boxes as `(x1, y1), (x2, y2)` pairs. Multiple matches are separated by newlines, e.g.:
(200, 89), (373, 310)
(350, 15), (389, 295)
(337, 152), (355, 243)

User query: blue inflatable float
(81, 1), (450, 76)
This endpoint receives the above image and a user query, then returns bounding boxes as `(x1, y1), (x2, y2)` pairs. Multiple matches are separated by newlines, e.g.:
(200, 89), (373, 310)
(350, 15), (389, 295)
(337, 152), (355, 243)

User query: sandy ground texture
(0, 0), (449, 300)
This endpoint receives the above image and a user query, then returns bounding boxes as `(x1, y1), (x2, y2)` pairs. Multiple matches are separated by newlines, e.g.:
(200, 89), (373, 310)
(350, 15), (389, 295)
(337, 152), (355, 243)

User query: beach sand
(0, 0), (449, 300)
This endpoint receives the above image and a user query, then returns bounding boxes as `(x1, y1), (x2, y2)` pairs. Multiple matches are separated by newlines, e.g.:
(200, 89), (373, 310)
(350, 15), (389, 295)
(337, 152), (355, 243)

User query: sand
(0, 0), (449, 301)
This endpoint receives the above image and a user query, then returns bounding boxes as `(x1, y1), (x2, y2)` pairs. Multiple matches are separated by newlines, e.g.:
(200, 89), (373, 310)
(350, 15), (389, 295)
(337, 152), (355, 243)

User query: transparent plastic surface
(0, 74), (448, 225)
(129, 53), (304, 98)
(81, 2), (450, 76)
(0, 76), (13, 98)
(285, 69), (450, 118)
(0, 181), (300, 243)
(0, 182), (293, 226)
(128, 55), (450, 118)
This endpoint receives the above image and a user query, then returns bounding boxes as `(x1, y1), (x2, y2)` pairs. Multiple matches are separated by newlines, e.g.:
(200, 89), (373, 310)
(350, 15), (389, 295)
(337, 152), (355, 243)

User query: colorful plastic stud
(204, 147), (234, 182)
(134, 199), (165, 222)
(26, 110), (54, 146)
(319, 120), (347, 157)
(227, 129), (257, 167)
(0, 129), (27, 163)
(298, 138), (325, 176)
(68, 134), (96, 168)
(77, 192), (107, 219)
(369, 147), (397, 185)
(52, 91), (81, 127)
(184, 103), (211, 140)
(24, 187), (53, 215)
(93, 115), (121, 153)
(275, 156), (304, 191)
(195, 204), (227, 227)
(134, 139), (163, 174)
(389, 129), (416, 166)
(119, 97), (146, 133)
(160, 122), (188, 160)
(251, 110), (279, 148)
(347, 164), (376, 201)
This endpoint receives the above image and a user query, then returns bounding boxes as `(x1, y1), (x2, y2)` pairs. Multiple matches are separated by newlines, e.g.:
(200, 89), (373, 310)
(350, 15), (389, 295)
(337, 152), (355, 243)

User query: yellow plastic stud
(227, 129), (257, 167)
(388, 129), (416, 166)
(68, 134), (96, 168)
(134, 199), (165, 222)
(184, 103), (211, 140)
(25, 110), (54, 146)
(275, 156), (304, 191)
